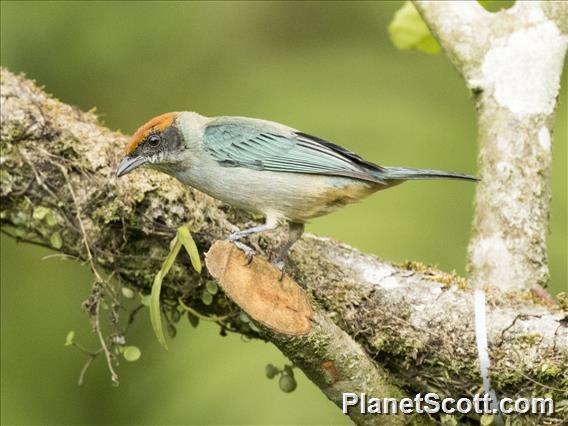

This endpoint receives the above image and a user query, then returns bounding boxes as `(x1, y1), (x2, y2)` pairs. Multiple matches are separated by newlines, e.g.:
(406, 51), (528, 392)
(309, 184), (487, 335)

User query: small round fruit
(279, 375), (297, 393)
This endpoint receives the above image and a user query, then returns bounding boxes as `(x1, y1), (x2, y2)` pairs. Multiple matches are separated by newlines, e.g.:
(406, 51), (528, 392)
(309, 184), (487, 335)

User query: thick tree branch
(1, 69), (566, 425)
(414, 0), (568, 291)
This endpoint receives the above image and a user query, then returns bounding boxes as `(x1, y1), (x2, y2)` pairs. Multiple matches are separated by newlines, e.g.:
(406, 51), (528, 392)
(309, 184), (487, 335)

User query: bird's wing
(203, 120), (386, 184)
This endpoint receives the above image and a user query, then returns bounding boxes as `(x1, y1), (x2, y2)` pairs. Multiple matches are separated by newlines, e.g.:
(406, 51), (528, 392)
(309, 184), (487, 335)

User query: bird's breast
(173, 158), (379, 222)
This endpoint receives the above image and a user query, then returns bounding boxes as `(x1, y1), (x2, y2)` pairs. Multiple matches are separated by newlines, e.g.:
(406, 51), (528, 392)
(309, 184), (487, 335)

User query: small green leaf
(121, 287), (135, 299)
(201, 291), (213, 306)
(167, 324), (177, 338)
(177, 225), (202, 273)
(123, 345), (141, 362)
(150, 235), (182, 350)
(388, 1), (441, 54)
(150, 277), (168, 350)
(32, 206), (50, 220)
(64, 330), (75, 346)
(265, 364), (279, 379)
(45, 211), (58, 226)
(50, 232), (63, 249)
(140, 294), (151, 306)
(149, 225), (202, 349)
(170, 308), (181, 323)
(249, 321), (260, 333)
(477, 0), (514, 12)
(205, 280), (218, 295)
(161, 236), (183, 277)
(480, 414), (494, 426)
(239, 311), (250, 323)
(187, 312), (199, 328)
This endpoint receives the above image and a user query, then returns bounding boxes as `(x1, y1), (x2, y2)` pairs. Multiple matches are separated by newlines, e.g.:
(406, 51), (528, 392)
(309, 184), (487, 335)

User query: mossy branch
(1, 69), (566, 425)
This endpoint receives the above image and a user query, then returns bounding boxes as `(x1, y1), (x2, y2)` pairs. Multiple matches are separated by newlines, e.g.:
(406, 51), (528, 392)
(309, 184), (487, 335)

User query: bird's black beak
(116, 155), (147, 177)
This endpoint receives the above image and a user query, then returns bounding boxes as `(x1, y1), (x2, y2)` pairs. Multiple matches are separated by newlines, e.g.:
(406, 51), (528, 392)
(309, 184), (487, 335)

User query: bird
(117, 111), (476, 268)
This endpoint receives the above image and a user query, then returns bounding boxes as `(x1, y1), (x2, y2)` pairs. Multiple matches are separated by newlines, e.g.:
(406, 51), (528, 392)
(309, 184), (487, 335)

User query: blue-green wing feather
(204, 122), (386, 184)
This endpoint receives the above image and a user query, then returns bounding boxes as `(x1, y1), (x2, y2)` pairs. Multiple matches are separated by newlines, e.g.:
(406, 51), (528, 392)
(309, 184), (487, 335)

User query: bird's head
(116, 112), (185, 177)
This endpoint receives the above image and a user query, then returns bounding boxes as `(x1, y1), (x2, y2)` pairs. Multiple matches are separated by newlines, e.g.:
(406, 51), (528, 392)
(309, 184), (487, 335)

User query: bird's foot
(231, 240), (255, 265)
(271, 258), (287, 281)
(272, 259), (285, 271)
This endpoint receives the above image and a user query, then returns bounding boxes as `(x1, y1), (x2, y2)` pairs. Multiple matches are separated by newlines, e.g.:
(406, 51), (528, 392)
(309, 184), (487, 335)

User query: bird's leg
(227, 219), (279, 263)
(272, 222), (304, 274)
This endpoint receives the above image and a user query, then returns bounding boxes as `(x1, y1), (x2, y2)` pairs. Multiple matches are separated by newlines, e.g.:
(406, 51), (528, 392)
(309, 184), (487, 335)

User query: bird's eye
(147, 134), (161, 147)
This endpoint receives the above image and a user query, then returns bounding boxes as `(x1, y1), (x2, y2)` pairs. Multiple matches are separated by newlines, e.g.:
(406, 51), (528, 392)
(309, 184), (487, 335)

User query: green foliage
(140, 294), (151, 306)
(205, 280), (218, 295)
(265, 364), (279, 379)
(187, 312), (199, 328)
(49, 232), (62, 249)
(33, 207), (59, 226)
(201, 290), (213, 306)
(122, 346), (141, 362)
(150, 225), (201, 350)
(32, 207), (51, 221)
(169, 308), (181, 323)
(177, 225), (202, 273)
(167, 324), (177, 338)
(239, 312), (250, 323)
(64, 330), (75, 346)
(121, 287), (135, 299)
(477, 0), (515, 12)
(388, 1), (441, 54)
(30, 206), (63, 248)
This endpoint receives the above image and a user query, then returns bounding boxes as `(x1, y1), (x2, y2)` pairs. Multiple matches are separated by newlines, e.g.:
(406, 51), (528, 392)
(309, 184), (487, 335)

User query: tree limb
(1, 68), (566, 425)
(414, 0), (568, 292)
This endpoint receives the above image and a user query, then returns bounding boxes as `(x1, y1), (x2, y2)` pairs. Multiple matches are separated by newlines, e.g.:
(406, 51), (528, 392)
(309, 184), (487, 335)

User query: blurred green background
(1, 1), (566, 425)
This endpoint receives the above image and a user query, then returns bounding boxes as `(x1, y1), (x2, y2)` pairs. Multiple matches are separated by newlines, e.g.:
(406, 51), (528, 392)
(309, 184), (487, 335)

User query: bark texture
(1, 68), (567, 424)
(414, 1), (568, 292)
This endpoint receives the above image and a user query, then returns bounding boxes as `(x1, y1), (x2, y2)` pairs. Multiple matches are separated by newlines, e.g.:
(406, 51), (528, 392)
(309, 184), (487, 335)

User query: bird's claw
(232, 240), (255, 265)
(272, 258), (287, 281)
(272, 259), (285, 271)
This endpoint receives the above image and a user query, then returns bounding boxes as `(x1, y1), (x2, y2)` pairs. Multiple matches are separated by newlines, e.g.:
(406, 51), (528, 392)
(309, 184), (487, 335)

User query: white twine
(474, 288), (503, 424)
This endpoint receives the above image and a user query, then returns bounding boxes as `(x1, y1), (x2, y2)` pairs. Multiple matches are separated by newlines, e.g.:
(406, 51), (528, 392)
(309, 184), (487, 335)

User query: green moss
(537, 363), (561, 380)
(396, 259), (434, 273)
(395, 260), (469, 289)
(518, 333), (543, 346)
(557, 292), (568, 312)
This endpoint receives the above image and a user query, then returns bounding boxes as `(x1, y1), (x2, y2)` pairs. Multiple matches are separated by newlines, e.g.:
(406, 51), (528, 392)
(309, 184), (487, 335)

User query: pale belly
(173, 161), (381, 223)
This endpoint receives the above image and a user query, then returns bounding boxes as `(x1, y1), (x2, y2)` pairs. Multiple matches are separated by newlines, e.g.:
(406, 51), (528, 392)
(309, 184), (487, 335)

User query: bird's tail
(377, 166), (478, 182)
